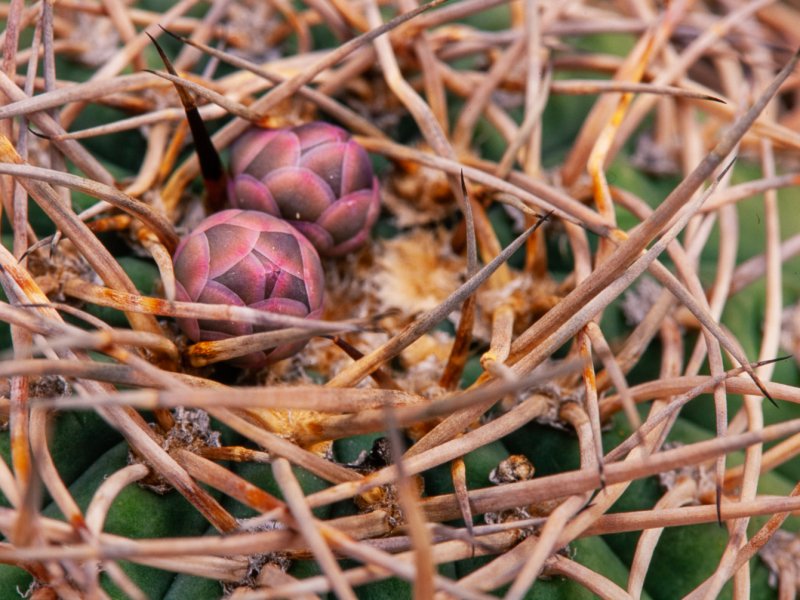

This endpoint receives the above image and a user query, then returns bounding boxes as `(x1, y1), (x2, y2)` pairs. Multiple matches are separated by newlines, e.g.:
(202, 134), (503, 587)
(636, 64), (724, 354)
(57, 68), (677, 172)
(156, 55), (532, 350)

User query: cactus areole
(228, 122), (381, 257)
(173, 209), (325, 367)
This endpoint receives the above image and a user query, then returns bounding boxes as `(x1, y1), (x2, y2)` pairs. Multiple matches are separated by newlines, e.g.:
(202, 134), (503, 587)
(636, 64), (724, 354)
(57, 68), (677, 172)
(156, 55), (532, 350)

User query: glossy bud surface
(228, 122), (380, 257)
(173, 209), (324, 367)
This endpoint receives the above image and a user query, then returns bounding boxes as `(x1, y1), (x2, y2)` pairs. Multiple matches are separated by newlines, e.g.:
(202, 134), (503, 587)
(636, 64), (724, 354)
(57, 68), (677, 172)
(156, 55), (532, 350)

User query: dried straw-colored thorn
(0, 303), (122, 358)
(600, 362), (798, 422)
(0, 72), (160, 120)
(586, 322), (639, 432)
(506, 189), (709, 385)
(105, 403), (240, 534)
(626, 477), (698, 598)
(439, 172), (477, 390)
(319, 0), (368, 33)
(208, 408), (361, 484)
(32, 384), (422, 413)
(0, 521), (249, 580)
(402, 1), (449, 136)
(730, 232), (800, 296)
(47, 1), (232, 42)
(582, 494), (800, 537)
(272, 457), (358, 600)
(0, 356), (204, 391)
(29, 406), (86, 538)
(0, 300), (176, 362)
(651, 256), (776, 405)
(480, 303), (515, 374)
(496, 63), (552, 180)
(101, 0), (145, 71)
(289, 378), (553, 447)
(450, 456), (476, 546)
(288, 361), (577, 447)
(365, 0), (483, 272)
(507, 501), (594, 598)
(49, 104), (227, 141)
(8, 438), (41, 551)
(174, 449), (284, 513)
(713, 42), (791, 586)
(160, 27), (387, 139)
(280, 533), (519, 599)
(123, 122), (170, 198)
(28, 325), (179, 363)
(577, 330), (605, 484)
(605, 177), (732, 419)
(550, 79), (727, 102)
(595, 285), (678, 392)
(520, 0), (544, 176)
(62, 278), (361, 333)
(137, 234), (176, 303)
(197, 446), (272, 464)
(0, 441), (19, 510)
(229, 564), (322, 600)
(85, 464), (150, 536)
(57, 0), (202, 129)
(437, 62), (523, 155)
(384, 408), (435, 600)
(186, 325), (354, 367)
(412, 0), (508, 31)
(95, 562), (147, 600)
(727, 481), (800, 584)
(545, 553), (631, 600)
(2, 245), (238, 534)
(701, 172), (800, 213)
(400, 360), (580, 462)
(452, 526), (538, 594)
(370, 522), (521, 556)
(327, 336), (402, 390)
(145, 68), (262, 122)
(722, 429), (800, 492)
(14, 484), (800, 567)
(3, 0), (34, 234)
(83, 463), (151, 600)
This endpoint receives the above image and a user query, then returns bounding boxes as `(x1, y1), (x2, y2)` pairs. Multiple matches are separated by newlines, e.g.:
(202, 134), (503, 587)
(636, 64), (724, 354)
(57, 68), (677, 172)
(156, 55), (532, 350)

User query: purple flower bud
(228, 122), (380, 257)
(173, 209), (324, 367)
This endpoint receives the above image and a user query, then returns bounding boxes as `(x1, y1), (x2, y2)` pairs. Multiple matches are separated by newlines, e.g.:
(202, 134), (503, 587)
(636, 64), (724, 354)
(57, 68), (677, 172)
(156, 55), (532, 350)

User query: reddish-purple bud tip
(228, 122), (380, 257)
(173, 209), (324, 368)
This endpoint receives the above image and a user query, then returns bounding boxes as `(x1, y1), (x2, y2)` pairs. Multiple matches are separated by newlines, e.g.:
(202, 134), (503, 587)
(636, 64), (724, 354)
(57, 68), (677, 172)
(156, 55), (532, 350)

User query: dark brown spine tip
(158, 25), (185, 43)
(147, 32), (228, 214)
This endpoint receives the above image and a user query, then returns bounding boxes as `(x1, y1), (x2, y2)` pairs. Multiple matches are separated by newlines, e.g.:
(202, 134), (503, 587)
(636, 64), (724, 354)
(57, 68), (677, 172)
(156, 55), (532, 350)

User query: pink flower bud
(173, 209), (324, 367)
(228, 122), (380, 257)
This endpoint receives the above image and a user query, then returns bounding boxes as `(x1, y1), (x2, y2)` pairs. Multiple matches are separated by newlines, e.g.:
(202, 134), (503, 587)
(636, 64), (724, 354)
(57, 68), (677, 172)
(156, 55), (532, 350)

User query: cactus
(173, 209), (324, 367)
(228, 122), (381, 257)
(1, 2), (800, 600)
